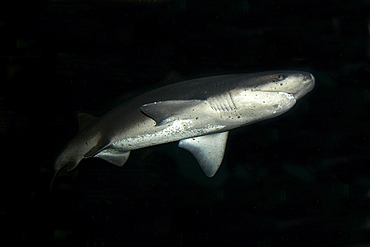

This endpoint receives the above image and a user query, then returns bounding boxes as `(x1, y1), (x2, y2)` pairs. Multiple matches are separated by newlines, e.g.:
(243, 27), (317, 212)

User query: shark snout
(294, 73), (315, 100)
(249, 71), (315, 100)
(304, 73), (315, 82)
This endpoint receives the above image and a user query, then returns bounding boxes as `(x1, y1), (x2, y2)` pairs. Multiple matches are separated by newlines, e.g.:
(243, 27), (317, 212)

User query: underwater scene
(1, 0), (370, 246)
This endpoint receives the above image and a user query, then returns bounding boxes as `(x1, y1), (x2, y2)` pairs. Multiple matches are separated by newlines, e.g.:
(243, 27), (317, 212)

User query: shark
(54, 71), (314, 178)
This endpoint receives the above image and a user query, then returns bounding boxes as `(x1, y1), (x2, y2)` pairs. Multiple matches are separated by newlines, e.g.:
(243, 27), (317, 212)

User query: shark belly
(101, 118), (226, 152)
(94, 108), (229, 177)
(99, 119), (229, 177)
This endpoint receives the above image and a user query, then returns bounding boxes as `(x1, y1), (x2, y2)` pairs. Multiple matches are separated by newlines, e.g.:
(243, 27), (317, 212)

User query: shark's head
(246, 70), (315, 100)
(227, 70), (315, 126)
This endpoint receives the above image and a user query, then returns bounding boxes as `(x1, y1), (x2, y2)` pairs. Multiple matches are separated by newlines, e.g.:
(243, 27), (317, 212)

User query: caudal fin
(50, 153), (82, 191)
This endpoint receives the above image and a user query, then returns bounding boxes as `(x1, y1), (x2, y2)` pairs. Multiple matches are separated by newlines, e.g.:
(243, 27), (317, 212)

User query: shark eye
(271, 74), (286, 82)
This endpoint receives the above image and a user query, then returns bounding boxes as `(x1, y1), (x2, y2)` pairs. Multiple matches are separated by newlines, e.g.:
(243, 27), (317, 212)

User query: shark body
(54, 71), (314, 177)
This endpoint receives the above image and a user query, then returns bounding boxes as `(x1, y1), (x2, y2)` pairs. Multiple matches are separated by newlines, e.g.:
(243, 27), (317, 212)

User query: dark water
(1, 0), (370, 246)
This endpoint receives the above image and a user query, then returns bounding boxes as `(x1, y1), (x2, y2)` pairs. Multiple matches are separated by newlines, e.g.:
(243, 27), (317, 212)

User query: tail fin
(50, 165), (64, 191)
(51, 119), (103, 189)
(50, 149), (82, 191)
(54, 148), (82, 173)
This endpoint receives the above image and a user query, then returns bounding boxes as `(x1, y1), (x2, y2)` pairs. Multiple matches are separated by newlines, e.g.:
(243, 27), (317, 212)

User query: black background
(1, 0), (370, 246)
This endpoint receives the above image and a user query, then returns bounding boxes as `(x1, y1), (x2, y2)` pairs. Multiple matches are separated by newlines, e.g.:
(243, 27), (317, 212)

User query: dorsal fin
(77, 113), (99, 131)
(140, 100), (202, 126)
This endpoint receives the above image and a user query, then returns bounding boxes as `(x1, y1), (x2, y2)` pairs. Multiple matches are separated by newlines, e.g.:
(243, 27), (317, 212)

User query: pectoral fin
(140, 100), (203, 126)
(178, 131), (229, 177)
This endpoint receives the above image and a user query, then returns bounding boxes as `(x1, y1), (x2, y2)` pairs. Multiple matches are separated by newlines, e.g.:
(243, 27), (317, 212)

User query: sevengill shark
(54, 71), (314, 177)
